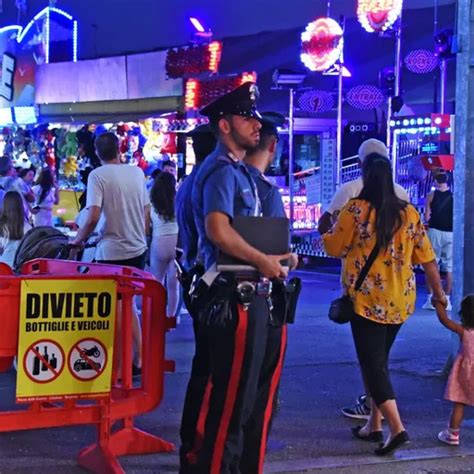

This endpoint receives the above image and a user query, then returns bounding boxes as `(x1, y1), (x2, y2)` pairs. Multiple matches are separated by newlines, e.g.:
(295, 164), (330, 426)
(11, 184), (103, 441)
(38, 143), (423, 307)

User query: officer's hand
(256, 253), (290, 279)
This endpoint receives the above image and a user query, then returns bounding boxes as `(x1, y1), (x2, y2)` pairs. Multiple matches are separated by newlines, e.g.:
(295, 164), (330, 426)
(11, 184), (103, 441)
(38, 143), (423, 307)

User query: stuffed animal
(59, 131), (78, 159)
(63, 155), (79, 178)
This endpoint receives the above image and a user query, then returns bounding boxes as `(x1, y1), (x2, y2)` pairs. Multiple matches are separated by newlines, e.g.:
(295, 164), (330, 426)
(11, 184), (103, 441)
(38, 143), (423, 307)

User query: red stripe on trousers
(186, 378), (213, 465)
(210, 304), (248, 474)
(258, 324), (288, 474)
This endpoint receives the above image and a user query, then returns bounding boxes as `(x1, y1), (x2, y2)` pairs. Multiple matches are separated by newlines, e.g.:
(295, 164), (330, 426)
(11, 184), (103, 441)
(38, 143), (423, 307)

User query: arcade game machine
(390, 113), (454, 212)
(267, 117), (338, 257)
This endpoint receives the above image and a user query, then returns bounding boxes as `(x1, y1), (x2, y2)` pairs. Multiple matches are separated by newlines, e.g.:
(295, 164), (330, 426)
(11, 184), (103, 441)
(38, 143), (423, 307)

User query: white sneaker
(446, 296), (452, 311)
(438, 428), (459, 446)
(422, 295), (435, 310)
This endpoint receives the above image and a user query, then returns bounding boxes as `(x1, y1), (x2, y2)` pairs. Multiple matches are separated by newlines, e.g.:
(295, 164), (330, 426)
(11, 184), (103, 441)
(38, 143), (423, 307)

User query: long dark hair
(150, 171), (176, 222)
(358, 153), (407, 249)
(460, 295), (474, 329)
(36, 168), (54, 204)
(0, 191), (25, 240)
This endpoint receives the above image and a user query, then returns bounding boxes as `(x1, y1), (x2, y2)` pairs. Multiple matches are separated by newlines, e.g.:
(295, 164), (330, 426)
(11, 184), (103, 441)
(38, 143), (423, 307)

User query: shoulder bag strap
(354, 241), (381, 292)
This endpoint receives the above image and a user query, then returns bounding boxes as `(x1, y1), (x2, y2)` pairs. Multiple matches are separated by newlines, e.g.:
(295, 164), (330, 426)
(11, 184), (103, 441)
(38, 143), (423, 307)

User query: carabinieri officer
(181, 82), (290, 474)
(244, 112), (287, 218)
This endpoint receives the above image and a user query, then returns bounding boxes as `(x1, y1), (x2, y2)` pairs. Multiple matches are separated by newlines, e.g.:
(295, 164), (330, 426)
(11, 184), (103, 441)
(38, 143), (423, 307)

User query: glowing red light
(357, 0), (403, 33)
(185, 79), (200, 110)
(301, 18), (343, 72)
(207, 41), (222, 73)
(240, 72), (257, 84)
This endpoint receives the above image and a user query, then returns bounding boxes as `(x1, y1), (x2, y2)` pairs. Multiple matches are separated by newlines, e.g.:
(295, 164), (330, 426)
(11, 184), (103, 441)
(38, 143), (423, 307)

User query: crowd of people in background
(0, 156), (59, 266)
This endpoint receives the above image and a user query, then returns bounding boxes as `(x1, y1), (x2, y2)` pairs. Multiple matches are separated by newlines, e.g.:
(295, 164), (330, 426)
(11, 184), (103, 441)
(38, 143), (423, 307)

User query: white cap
(358, 139), (389, 162)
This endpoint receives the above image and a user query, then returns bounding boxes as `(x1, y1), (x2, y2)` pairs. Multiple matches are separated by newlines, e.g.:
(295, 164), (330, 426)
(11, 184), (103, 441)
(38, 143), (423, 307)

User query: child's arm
(432, 298), (464, 337)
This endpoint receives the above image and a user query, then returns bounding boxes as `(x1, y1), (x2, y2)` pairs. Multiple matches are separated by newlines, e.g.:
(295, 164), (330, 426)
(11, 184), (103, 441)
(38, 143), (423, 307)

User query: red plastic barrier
(0, 264), (176, 473)
(0, 276), (21, 372)
(21, 258), (155, 280)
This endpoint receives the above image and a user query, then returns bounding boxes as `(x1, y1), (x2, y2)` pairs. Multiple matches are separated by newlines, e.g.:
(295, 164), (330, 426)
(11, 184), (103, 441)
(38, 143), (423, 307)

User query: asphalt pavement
(0, 269), (473, 473)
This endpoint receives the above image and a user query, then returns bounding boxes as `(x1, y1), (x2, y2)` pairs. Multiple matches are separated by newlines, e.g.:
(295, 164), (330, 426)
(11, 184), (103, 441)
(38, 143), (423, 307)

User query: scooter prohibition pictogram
(23, 339), (65, 383)
(68, 338), (107, 381)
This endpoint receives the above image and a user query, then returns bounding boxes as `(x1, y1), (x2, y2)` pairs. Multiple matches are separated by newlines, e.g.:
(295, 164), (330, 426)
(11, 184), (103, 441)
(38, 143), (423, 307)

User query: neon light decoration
(45, 8), (51, 64)
(301, 18), (343, 72)
(185, 73), (258, 111)
(240, 72), (257, 85)
(297, 90), (334, 114)
(15, 6), (78, 63)
(357, 0), (403, 33)
(404, 49), (438, 74)
(346, 85), (385, 110)
(0, 26), (22, 35)
(189, 17), (205, 33)
(207, 41), (222, 73)
(166, 41), (223, 78)
(73, 21), (78, 62)
(185, 79), (200, 110)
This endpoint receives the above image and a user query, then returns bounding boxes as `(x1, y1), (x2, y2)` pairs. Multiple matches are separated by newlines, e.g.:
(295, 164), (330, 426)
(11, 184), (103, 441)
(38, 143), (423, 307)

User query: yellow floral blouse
(322, 199), (436, 324)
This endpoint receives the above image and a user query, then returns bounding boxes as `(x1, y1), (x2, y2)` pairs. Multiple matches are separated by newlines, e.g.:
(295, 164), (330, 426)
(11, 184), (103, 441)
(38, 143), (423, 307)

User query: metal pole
(453, 0), (474, 343)
(440, 59), (447, 113)
(288, 88), (295, 232)
(388, 17), (402, 178)
(326, 0), (331, 17)
(336, 66), (343, 188)
(394, 17), (402, 98)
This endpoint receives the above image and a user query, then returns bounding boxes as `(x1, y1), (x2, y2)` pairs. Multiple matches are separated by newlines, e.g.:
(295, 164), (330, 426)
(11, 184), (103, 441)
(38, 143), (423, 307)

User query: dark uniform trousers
(181, 295), (287, 474)
(180, 317), (210, 469)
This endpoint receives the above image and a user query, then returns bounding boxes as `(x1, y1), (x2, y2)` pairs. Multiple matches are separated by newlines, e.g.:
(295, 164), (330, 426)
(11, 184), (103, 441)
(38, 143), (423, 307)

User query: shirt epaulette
(216, 154), (233, 164)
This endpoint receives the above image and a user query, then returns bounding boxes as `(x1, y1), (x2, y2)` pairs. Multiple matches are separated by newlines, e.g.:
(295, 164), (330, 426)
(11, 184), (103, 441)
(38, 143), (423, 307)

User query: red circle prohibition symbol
(68, 337), (108, 382)
(23, 339), (65, 384)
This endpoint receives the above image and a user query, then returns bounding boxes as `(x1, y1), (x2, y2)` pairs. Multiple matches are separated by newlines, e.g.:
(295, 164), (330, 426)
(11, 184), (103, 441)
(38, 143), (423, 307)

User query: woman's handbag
(328, 242), (381, 324)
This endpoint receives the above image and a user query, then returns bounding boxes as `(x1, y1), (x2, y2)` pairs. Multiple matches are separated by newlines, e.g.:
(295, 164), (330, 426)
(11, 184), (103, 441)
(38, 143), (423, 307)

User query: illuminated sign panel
(0, 54), (16, 101)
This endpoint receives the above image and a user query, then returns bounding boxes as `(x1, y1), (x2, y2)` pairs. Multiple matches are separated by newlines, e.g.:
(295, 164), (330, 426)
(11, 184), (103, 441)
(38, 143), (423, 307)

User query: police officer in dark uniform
(181, 82), (290, 474)
(177, 125), (216, 470)
(244, 112), (287, 219)
(176, 125), (217, 270)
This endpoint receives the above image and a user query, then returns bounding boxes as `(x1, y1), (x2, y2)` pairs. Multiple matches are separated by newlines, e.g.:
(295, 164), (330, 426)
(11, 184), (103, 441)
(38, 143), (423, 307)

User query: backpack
(13, 226), (71, 274)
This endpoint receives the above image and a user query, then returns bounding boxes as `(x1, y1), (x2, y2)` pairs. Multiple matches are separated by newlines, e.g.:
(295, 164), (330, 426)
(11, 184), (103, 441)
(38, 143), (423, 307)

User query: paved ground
(0, 269), (473, 473)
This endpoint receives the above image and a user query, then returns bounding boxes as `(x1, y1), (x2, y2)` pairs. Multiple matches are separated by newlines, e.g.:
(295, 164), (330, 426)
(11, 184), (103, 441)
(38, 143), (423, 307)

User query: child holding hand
(433, 295), (474, 446)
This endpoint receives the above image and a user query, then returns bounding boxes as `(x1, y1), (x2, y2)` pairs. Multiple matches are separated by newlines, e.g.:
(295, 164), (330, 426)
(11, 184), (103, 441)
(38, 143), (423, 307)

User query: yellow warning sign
(16, 279), (116, 402)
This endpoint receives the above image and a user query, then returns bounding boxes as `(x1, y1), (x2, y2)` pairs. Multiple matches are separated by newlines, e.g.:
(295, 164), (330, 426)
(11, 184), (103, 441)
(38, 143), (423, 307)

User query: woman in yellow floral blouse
(322, 153), (446, 455)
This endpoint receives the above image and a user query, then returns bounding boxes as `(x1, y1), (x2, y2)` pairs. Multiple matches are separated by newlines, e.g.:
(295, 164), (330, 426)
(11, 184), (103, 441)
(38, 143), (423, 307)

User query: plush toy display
(0, 119), (182, 191)
(63, 155), (79, 177)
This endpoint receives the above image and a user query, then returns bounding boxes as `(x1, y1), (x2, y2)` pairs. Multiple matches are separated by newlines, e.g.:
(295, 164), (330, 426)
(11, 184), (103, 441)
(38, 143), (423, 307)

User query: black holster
(178, 263), (205, 319)
(270, 277), (302, 325)
(198, 272), (241, 329)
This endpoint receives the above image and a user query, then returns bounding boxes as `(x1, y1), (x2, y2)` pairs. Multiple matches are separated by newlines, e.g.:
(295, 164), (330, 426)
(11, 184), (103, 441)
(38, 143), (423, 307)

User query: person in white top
(0, 191), (31, 267)
(317, 138), (410, 422)
(72, 132), (151, 374)
(31, 167), (59, 227)
(149, 171), (180, 320)
(318, 139), (410, 235)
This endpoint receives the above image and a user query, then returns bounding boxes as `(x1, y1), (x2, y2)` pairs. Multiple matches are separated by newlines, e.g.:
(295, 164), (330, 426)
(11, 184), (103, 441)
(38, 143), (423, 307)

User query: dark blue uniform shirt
(245, 163), (286, 218)
(176, 165), (201, 269)
(192, 144), (260, 269)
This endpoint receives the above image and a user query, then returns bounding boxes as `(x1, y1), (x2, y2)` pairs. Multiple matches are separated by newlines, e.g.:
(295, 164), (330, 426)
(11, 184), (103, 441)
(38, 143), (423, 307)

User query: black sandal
(351, 425), (383, 443)
(375, 430), (410, 455)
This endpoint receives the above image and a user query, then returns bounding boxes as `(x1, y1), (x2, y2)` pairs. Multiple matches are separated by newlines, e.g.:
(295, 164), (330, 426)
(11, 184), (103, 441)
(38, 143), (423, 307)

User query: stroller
(13, 226), (73, 274)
